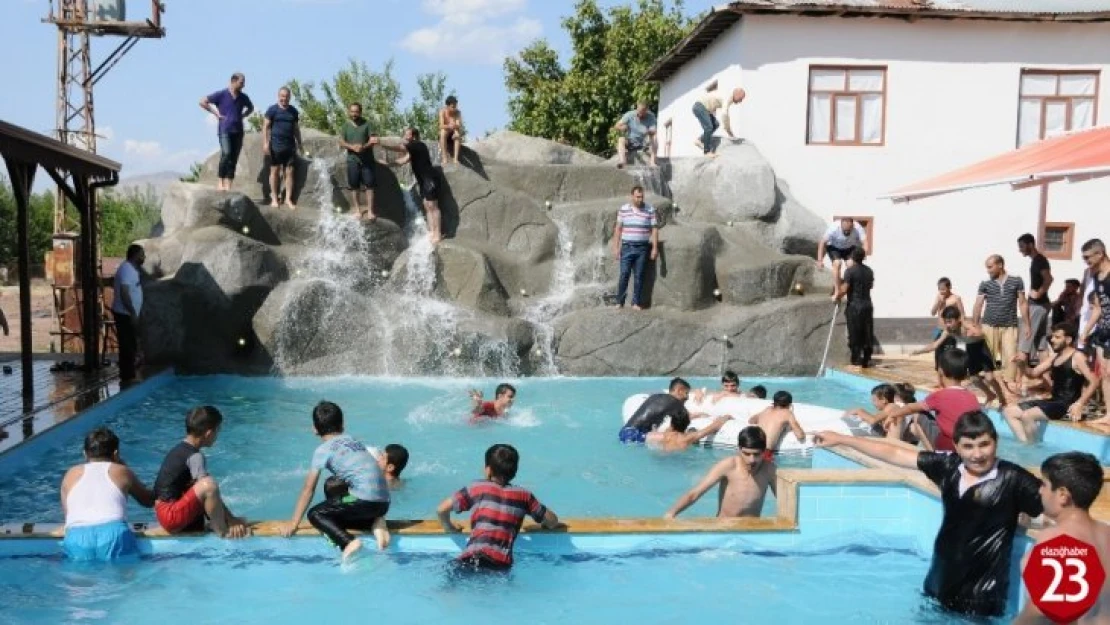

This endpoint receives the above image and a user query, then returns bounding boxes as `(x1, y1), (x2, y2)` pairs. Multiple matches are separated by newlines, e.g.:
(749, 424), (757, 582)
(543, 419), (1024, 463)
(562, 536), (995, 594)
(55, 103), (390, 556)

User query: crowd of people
(198, 72), (463, 244)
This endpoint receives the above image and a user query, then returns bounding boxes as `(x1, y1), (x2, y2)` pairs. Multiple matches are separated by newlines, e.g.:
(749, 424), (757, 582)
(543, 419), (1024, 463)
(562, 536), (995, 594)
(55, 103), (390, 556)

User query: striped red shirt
(453, 480), (548, 566)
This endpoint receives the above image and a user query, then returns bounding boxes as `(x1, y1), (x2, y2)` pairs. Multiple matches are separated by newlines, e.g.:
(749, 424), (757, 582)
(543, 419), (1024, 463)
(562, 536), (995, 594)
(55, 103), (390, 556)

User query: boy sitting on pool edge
(280, 401), (391, 560)
(469, 383), (516, 422)
(437, 444), (561, 571)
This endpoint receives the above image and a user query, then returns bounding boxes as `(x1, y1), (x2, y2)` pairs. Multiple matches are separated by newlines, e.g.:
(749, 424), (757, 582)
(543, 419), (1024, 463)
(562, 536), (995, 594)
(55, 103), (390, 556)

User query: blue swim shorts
(618, 426), (647, 444)
(62, 520), (139, 561)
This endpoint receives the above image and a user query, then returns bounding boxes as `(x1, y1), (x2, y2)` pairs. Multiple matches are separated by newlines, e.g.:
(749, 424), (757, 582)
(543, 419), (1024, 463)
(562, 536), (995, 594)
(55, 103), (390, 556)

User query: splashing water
(301, 159), (374, 290)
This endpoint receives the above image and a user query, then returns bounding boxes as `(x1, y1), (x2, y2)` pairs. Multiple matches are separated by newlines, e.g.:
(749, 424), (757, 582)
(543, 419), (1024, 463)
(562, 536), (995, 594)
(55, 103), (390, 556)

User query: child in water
(468, 383), (516, 422)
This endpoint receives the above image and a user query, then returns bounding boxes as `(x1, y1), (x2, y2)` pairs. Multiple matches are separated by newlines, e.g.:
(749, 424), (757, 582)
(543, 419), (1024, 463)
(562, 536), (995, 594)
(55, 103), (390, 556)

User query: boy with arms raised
(280, 401), (390, 560)
(469, 383), (516, 421)
(437, 444), (560, 571)
(664, 426), (776, 518)
(815, 411), (1043, 618)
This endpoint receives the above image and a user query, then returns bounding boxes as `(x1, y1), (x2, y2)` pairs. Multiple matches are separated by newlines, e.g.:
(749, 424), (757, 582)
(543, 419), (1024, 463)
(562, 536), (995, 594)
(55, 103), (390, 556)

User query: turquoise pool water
(0, 535), (1008, 625)
(0, 374), (1078, 523)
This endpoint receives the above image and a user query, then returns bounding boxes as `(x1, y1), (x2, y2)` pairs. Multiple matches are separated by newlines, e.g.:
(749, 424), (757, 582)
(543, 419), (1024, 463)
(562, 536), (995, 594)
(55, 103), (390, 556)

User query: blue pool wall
(0, 370), (175, 475)
(824, 369), (1110, 464)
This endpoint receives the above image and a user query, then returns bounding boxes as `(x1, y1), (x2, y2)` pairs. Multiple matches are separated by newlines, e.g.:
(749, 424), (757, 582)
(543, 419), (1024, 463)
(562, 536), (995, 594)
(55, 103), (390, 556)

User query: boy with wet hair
(664, 426), (777, 518)
(153, 406), (249, 538)
(749, 390), (805, 452)
(437, 444), (560, 571)
(280, 401), (391, 560)
(912, 306), (1007, 407)
(61, 427), (155, 560)
(882, 348), (981, 452)
(469, 383), (516, 421)
(1015, 451), (1110, 624)
(748, 385), (767, 399)
(816, 411), (1043, 618)
(645, 411), (731, 452)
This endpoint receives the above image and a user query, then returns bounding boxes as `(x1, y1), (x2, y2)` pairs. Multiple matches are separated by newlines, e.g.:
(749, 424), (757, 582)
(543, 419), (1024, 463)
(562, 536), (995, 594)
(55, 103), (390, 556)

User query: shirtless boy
(1014, 451), (1110, 625)
(748, 391), (805, 450)
(438, 96), (463, 165)
(645, 411), (731, 452)
(469, 383), (515, 422)
(663, 426), (776, 518)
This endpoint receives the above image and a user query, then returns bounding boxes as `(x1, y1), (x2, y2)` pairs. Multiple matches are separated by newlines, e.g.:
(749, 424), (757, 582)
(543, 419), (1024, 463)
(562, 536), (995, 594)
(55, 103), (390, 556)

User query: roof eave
(645, 3), (1110, 83)
(0, 119), (122, 180)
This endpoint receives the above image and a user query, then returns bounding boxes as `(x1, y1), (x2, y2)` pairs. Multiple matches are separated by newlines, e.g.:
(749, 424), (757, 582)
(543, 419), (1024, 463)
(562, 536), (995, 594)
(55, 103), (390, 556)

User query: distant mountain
(113, 171), (184, 199)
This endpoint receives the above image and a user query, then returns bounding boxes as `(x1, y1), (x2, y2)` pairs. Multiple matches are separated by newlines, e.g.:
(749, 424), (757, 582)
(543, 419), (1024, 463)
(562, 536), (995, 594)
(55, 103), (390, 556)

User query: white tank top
(65, 462), (128, 527)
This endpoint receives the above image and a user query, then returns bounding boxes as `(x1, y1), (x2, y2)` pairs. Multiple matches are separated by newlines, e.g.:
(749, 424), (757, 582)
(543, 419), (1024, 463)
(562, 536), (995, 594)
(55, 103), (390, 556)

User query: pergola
(0, 119), (120, 412)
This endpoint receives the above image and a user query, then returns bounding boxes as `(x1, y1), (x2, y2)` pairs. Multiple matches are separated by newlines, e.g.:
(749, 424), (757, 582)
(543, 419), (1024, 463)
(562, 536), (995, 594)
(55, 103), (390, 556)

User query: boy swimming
(469, 383), (516, 422)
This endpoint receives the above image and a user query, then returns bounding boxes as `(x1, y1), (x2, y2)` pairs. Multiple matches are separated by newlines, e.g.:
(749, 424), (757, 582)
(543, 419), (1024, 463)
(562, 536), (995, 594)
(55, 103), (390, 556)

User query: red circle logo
(1022, 534), (1106, 623)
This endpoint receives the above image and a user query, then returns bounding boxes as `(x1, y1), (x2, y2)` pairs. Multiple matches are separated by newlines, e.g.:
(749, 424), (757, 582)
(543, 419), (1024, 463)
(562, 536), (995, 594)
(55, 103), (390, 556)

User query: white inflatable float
(620, 393), (859, 453)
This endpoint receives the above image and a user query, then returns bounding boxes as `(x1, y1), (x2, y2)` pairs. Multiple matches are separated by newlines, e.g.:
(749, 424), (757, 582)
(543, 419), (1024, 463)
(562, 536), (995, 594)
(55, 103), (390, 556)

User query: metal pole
(817, 302), (840, 377)
(5, 159), (37, 412)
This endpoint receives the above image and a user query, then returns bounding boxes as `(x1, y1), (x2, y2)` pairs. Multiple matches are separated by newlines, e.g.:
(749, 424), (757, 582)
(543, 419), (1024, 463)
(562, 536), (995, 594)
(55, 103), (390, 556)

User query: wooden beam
(4, 157), (37, 413)
(73, 176), (99, 372)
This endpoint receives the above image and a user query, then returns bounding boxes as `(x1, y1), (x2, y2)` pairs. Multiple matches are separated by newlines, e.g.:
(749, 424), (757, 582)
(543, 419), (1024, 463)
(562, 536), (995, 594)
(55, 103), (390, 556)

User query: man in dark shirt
(263, 87), (303, 210)
(816, 410), (1043, 619)
(199, 73), (254, 191)
(1017, 234), (1053, 371)
(838, 247), (875, 367)
(620, 377), (708, 443)
(153, 406), (249, 538)
(382, 127), (443, 244)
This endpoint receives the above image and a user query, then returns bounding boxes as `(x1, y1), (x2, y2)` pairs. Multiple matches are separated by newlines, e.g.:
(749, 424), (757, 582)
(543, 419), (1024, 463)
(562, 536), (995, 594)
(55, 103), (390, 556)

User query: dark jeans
(307, 498), (389, 550)
(616, 241), (652, 307)
(846, 300), (874, 366)
(218, 132), (244, 179)
(113, 311), (137, 382)
(692, 102), (718, 154)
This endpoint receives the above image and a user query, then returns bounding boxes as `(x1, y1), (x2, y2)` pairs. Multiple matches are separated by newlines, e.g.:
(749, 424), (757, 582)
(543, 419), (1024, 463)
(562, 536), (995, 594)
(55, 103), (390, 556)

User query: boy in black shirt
(838, 247), (875, 367)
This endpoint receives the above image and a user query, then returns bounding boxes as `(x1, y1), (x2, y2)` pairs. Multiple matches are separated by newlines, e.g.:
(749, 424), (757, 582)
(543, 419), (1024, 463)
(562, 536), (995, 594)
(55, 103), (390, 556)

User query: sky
(0, 0), (717, 180)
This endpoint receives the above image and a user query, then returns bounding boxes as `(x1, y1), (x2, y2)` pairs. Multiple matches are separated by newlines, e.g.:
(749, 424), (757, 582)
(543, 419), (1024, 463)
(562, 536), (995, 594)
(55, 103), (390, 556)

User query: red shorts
(155, 488), (205, 533)
(762, 450), (775, 462)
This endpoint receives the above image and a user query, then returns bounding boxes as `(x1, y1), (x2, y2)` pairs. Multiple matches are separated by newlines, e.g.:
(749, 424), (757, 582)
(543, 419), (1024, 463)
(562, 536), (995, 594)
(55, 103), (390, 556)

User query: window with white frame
(807, 66), (887, 145)
(1018, 70), (1099, 147)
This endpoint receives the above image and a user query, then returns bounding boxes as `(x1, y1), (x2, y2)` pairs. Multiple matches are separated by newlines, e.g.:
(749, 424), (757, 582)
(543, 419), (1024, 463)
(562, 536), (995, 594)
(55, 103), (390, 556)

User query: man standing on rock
(199, 73), (254, 191)
(692, 85), (745, 157)
(263, 87), (303, 210)
(838, 247), (874, 367)
(611, 185), (659, 310)
(816, 217), (868, 300)
(614, 102), (657, 168)
(112, 245), (145, 385)
(382, 127), (442, 244)
(339, 102), (379, 222)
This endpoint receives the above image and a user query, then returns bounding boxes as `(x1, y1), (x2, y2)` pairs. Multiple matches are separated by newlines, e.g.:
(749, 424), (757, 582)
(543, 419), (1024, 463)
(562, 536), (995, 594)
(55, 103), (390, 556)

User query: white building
(647, 0), (1110, 319)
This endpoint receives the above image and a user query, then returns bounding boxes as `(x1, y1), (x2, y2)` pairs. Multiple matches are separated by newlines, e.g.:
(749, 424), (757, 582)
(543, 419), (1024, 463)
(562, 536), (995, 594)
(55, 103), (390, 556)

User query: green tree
(180, 161), (204, 183)
(504, 0), (697, 155)
(285, 59), (451, 140)
(0, 178), (54, 269)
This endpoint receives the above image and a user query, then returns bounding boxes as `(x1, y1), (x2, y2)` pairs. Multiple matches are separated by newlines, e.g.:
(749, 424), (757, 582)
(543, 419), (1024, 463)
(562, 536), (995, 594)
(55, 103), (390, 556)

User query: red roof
(882, 126), (1110, 202)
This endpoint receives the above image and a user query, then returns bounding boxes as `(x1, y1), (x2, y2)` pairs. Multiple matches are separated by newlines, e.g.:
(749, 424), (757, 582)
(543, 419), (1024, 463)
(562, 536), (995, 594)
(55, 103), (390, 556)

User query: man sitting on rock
(614, 102), (657, 168)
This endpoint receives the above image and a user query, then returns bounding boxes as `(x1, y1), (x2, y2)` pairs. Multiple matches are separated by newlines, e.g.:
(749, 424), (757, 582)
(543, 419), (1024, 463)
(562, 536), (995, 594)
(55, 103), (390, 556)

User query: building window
(663, 119), (673, 157)
(834, 215), (875, 253)
(807, 66), (887, 146)
(1043, 222), (1075, 260)
(1018, 70), (1099, 147)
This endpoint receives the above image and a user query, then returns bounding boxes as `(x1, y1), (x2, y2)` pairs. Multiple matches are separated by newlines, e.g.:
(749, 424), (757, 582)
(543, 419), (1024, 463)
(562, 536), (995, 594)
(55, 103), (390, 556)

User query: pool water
(0, 375), (1074, 524)
(0, 535), (1007, 625)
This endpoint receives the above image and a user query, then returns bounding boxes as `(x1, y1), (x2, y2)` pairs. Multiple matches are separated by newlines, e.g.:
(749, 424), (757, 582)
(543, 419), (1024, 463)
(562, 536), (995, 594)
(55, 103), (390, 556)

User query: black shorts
(1019, 399), (1070, 420)
(271, 147), (296, 167)
(347, 160), (376, 190)
(934, 336), (958, 370)
(418, 177), (439, 202)
(827, 246), (855, 261)
(966, 340), (995, 376)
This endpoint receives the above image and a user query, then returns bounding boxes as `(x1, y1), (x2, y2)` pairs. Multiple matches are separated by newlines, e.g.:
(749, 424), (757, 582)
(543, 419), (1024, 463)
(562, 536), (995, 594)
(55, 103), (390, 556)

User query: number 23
(1041, 557), (1090, 603)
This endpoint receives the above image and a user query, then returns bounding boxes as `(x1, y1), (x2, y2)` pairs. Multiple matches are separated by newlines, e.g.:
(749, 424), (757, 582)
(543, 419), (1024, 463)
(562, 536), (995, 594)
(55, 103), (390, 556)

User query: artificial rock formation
(133, 128), (845, 376)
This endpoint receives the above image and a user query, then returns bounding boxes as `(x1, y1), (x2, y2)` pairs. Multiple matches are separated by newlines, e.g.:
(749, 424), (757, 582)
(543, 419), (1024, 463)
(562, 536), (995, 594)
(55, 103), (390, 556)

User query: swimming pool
(0, 373), (1088, 524)
(0, 533), (1011, 625)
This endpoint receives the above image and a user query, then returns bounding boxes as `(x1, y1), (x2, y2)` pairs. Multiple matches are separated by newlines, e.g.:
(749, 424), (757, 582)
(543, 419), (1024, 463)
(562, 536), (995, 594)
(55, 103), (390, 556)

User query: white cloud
(401, 0), (540, 64)
(121, 139), (205, 174)
(204, 113), (218, 127)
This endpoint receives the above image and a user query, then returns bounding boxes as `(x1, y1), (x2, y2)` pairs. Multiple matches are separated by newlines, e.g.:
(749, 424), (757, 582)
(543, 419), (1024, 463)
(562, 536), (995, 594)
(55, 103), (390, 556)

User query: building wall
(657, 15), (1110, 318)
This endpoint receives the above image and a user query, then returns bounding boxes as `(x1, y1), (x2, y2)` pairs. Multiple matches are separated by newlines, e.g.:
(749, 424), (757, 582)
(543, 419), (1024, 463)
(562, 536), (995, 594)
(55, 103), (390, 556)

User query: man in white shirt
(816, 217), (869, 300)
(111, 244), (145, 383)
(691, 85), (745, 157)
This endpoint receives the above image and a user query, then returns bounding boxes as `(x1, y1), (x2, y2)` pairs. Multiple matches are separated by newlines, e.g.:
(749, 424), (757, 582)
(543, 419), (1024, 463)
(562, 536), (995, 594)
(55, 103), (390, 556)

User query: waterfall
(300, 159), (373, 289)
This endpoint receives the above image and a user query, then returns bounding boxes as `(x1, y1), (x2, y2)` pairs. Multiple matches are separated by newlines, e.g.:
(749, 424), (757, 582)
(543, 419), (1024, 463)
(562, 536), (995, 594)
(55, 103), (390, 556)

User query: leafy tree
(180, 162), (204, 183)
(504, 0), (698, 155)
(284, 59), (452, 140)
